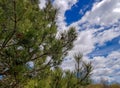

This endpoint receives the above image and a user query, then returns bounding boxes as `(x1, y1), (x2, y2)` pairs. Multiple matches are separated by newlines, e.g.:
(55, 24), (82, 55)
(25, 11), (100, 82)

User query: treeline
(86, 84), (120, 88)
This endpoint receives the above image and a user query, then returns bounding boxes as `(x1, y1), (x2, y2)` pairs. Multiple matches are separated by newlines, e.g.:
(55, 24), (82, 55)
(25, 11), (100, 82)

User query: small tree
(74, 54), (92, 87)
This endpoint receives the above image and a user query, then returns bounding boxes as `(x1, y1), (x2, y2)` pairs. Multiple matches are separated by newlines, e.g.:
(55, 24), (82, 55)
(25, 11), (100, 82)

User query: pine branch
(0, 0), (17, 51)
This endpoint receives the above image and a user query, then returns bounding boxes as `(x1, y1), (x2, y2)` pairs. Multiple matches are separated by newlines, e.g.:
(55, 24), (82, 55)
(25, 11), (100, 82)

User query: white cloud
(113, 8), (120, 13)
(62, 50), (120, 83)
(95, 27), (120, 45)
(39, 0), (47, 9)
(57, 0), (120, 83)
(70, 0), (120, 27)
(39, 0), (78, 31)
(53, 0), (78, 30)
(68, 0), (120, 54)
(80, 0), (120, 26)
(91, 51), (120, 82)
(68, 29), (96, 56)
(61, 57), (76, 71)
(39, 0), (120, 83)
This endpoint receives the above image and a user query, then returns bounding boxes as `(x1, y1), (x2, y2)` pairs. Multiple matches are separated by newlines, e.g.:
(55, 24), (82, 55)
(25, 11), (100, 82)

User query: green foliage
(24, 54), (92, 88)
(0, 0), (92, 88)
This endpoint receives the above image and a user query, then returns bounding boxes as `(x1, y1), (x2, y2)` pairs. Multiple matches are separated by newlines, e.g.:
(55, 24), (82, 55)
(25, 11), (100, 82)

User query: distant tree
(100, 78), (110, 88)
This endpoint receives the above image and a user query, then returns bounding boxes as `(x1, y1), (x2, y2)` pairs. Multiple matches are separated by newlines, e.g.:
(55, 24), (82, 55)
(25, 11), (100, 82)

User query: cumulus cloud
(39, 0), (120, 83)
(80, 0), (120, 26)
(91, 51), (120, 83)
(61, 57), (76, 71)
(68, 29), (96, 56)
(68, 0), (120, 54)
(95, 27), (120, 45)
(53, 0), (78, 30)
(61, 0), (120, 83)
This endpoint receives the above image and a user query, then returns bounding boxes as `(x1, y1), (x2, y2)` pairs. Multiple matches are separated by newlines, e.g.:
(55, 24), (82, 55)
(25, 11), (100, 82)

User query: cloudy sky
(40, 0), (120, 83)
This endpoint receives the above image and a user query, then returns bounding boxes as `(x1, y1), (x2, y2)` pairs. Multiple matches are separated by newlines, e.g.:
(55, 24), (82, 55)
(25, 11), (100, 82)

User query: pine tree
(0, 0), (93, 88)
(74, 54), (92, 87)
(0, 0), (77, 88)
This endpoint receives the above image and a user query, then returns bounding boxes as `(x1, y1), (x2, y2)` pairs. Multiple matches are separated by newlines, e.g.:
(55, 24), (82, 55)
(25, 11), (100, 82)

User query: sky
(40, 0), (120, 83)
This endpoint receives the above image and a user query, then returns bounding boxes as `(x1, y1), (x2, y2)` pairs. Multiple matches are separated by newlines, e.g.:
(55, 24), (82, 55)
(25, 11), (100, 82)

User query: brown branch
(63, 37), (75, 47)
(30, 52), (49, 61)
(34, 59), (52, 72)
(30, 51), (62, 61)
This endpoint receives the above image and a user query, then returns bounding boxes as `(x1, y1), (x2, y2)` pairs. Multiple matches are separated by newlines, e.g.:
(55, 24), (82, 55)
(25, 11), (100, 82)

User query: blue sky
(65, 0), (95, 25)
(40, 0), (120, 83)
